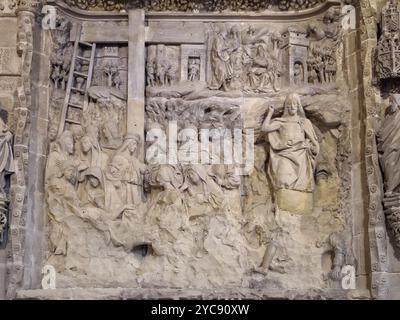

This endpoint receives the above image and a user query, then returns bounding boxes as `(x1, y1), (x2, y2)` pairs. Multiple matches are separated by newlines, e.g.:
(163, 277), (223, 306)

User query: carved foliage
(62, 0), (327, 12)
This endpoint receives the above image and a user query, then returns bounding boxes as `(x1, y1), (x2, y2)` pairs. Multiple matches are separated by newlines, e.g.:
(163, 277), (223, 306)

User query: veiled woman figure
(262, 93), (319, 193)
(182, 164), (224, 210)
(114, 133), (146, 207)
(181, 164), (225, 257)
(144, 165), (192, 260)
(378, 94), (400, 193)
(104, 155), (129, 217)
(81, 166), (105, 209)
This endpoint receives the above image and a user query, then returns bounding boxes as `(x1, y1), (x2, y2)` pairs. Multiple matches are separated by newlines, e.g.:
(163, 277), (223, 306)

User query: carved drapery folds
(261, 94), (320, 194)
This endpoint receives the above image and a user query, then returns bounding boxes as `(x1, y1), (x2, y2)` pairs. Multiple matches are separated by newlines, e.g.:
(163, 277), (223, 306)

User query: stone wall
(1, 0), (400, 300)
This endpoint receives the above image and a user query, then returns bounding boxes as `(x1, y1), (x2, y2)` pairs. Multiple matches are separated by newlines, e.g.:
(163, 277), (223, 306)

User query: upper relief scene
(146, 10), (341, 101)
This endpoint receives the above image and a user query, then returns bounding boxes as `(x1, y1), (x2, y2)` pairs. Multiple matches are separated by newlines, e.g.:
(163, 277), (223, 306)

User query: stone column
(5, 0), (40, 299)
(128, 9), (145, 159)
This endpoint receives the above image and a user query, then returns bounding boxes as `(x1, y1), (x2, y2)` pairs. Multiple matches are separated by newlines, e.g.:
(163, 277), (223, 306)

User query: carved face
(102, 126), (112, 140)
(49, 127), (58, 142)
(128, 140), (137, 153)
(88, 176), (100, 188)
(287, 100), (299, 116)
(64, 166), (76, 184)
(64, 136), (74, 155)
(81, 136), (92, 153)
(109, 164), (120, 178)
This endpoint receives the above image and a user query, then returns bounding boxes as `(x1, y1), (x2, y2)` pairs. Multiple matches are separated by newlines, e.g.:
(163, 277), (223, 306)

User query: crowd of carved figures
(45, 121), (144, 253)
(307, 45), (337, 85)
(45, 123), (246, 261)
(208, 24), (281, 92)
(146, 47), (178, 87)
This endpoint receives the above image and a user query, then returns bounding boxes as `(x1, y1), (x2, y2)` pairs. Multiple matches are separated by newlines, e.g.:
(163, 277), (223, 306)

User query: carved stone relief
(36, 1), (359, 293)
(2, 0), (400, 301)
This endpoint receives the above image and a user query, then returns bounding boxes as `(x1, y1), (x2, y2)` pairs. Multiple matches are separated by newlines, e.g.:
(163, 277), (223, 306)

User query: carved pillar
(5, 0), (40, 299)
(128, 9), (145, 159)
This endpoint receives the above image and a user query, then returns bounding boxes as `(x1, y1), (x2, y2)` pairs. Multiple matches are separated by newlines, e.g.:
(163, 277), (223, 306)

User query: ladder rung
(68, 102), (83, 109)
(76, 56), (90, 62)
(71, 87), (85, 94)
(74, 71), (88, 78)
(66, 119), (81, 125)
(79, 41), (93, 47)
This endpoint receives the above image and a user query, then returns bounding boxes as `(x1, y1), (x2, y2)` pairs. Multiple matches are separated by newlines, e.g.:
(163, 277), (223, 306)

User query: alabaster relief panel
(44, 5), (355, 290)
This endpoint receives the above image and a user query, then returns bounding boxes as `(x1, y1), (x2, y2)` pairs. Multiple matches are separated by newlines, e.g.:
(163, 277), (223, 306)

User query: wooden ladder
(57, 23), (96, 137)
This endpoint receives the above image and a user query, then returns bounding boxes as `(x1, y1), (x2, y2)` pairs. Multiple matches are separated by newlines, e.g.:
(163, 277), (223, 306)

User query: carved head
(81, 135), (92, 153)
(70, 124), (84, 142)
(230, 25), (241, 36)
(185, 165), (208, 186)
(62, 160), (78, 185)
(154, 165), (183, 190)
(247, 25), (255, 36)
(48, 126), (58, 142)
(108, 155), (128, 179)
(59, 130), (74, 155)
(124, 133), (141, 154)
(283, 93), (305, 117)
(85, 167), (103, 188)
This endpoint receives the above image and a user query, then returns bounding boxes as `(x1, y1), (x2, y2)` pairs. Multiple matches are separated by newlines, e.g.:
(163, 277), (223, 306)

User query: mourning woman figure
(81, 167), (105, 209)
(115, 133), (146, 206)
(262, 93), (319, 193)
